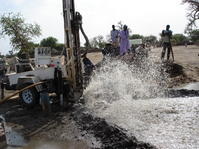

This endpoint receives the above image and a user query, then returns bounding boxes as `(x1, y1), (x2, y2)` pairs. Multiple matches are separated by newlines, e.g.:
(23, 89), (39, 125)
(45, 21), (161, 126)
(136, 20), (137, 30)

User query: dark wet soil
(0, 99), (156, 149)
(166, 89), (199, 98)
(72, 106), (156, 149)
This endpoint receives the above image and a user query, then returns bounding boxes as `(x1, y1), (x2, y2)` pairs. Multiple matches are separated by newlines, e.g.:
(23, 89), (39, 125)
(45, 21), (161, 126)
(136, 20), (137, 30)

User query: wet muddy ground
(1, 88), (199, 149)
(0, 100), (156, 149)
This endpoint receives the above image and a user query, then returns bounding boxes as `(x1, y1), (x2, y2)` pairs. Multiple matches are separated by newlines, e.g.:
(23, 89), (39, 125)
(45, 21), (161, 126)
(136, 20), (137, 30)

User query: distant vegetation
(171, 34), (188, 46)
(0, 12), (65, 58)
(1, 2), (199, 58)
(0, 13), (41, 56)
(40, 36), (64, 55)
(189, 29), (199, 44)
(90, 35), (106, 49)
(130, 34), (144, 40)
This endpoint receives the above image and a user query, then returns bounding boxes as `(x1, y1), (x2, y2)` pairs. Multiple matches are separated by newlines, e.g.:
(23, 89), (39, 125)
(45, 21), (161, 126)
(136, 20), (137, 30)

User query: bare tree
(117, 21), (124, 31)
(90, 35), (106, 49)
(183, 0), (199, 32)
(116, 21), (132, 34)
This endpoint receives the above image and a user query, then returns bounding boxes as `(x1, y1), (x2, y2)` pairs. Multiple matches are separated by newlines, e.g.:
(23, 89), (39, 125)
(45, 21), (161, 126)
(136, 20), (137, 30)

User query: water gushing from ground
(84, 58), (199, 149)
(84, 57), (166, 111)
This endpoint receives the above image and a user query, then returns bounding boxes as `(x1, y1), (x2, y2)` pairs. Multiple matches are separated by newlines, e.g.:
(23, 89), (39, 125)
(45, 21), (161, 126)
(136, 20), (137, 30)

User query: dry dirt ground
(151, 45), (199, 87)
(87, 45), (199, 88)
(0, 45), (198, 149)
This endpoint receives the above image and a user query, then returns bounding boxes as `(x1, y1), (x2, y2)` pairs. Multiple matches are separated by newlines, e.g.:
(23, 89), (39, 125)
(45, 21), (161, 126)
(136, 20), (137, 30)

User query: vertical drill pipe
(62, 0), (83, 94)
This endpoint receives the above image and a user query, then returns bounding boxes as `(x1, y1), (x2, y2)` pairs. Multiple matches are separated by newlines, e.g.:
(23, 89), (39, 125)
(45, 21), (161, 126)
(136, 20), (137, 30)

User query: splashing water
(83, 57), (199, 149)
(84, 57), (167, 110)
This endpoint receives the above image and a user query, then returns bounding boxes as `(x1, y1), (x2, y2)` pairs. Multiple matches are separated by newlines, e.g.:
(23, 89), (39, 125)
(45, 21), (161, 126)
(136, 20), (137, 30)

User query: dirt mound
(164, 62), (184, 78)
(160, 62), (197, 88)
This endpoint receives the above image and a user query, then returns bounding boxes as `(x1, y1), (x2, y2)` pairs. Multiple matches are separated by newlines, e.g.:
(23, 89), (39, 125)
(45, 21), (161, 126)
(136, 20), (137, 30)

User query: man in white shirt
(111, 25), (119, 56)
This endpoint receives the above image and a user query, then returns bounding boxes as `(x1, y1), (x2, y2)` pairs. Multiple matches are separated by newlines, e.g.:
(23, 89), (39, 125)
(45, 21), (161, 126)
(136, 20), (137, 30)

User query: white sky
(0, 0), (190, 54)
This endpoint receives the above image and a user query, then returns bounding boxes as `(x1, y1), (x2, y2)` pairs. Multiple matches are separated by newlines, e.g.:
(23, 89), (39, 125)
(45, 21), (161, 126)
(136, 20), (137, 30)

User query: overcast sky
(0, 0), (190, 54)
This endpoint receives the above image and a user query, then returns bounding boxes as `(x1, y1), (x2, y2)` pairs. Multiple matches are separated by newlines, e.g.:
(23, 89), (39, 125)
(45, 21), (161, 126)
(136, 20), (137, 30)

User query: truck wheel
(19, 86), (39, 108)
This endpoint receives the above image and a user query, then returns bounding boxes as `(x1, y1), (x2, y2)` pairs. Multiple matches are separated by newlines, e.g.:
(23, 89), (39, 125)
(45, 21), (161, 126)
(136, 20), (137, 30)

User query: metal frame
(62, 0), (83, 93)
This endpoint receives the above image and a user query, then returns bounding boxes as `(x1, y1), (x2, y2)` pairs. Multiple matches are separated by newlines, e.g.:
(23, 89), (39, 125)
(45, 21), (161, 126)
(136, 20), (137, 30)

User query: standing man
(161, 25), (173, 61)
(111, 25), (119, 47)
(119, 25), (130, 56)
(110, 25), (119, 56)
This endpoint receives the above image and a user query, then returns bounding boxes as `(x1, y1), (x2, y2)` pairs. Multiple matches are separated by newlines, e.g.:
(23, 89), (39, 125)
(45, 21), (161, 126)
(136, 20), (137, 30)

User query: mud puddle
(0, 103), (101, 149)
(0, 115), (90, 149)
(5, 139), (89, 149)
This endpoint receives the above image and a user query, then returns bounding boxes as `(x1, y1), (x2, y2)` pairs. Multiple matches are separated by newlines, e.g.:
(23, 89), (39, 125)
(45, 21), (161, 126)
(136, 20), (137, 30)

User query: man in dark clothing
(110, 25), (120, 56)
(161, 25), (173, 61)
(82, 53), (95, 75)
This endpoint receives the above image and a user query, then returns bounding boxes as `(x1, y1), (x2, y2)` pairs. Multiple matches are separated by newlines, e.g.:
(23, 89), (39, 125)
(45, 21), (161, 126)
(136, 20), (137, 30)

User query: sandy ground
(87, 52), (103, 65)
(87, 45), (199, 87)
(151, 45), (199, 87)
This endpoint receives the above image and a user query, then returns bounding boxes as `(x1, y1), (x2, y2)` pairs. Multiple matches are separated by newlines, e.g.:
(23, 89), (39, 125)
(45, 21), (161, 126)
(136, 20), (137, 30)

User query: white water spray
(83, 57), (199, 149)
(84, 57), (167, 110)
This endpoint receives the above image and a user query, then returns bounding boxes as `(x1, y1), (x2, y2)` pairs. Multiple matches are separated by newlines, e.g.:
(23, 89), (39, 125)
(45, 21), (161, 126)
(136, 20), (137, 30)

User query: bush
(189, 29), (199, 43)
(172, 34), (188, 46)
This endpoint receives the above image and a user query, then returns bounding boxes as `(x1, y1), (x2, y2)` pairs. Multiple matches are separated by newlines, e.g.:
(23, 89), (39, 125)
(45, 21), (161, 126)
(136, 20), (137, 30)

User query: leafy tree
(17, 42), (39, 58)
(54, 43), (64, 55)
(90, 35), (106, 49)
(0, 13), (41, 52)
(189, 29), (199, 43)
(55, 43), (64, 51)
(182, 0), (199, 32)
(144, 35), (157, 42)
(143, 35), (158, 47)
(171, 34), (188, 45)
(129, 34), (144, 39)
(40, 37), (64, 55)
(40, 36), (58, 48)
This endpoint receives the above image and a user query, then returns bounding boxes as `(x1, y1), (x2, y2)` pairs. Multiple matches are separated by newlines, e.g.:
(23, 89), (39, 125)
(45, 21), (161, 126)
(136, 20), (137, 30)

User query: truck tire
(19, 84), (39, 108)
